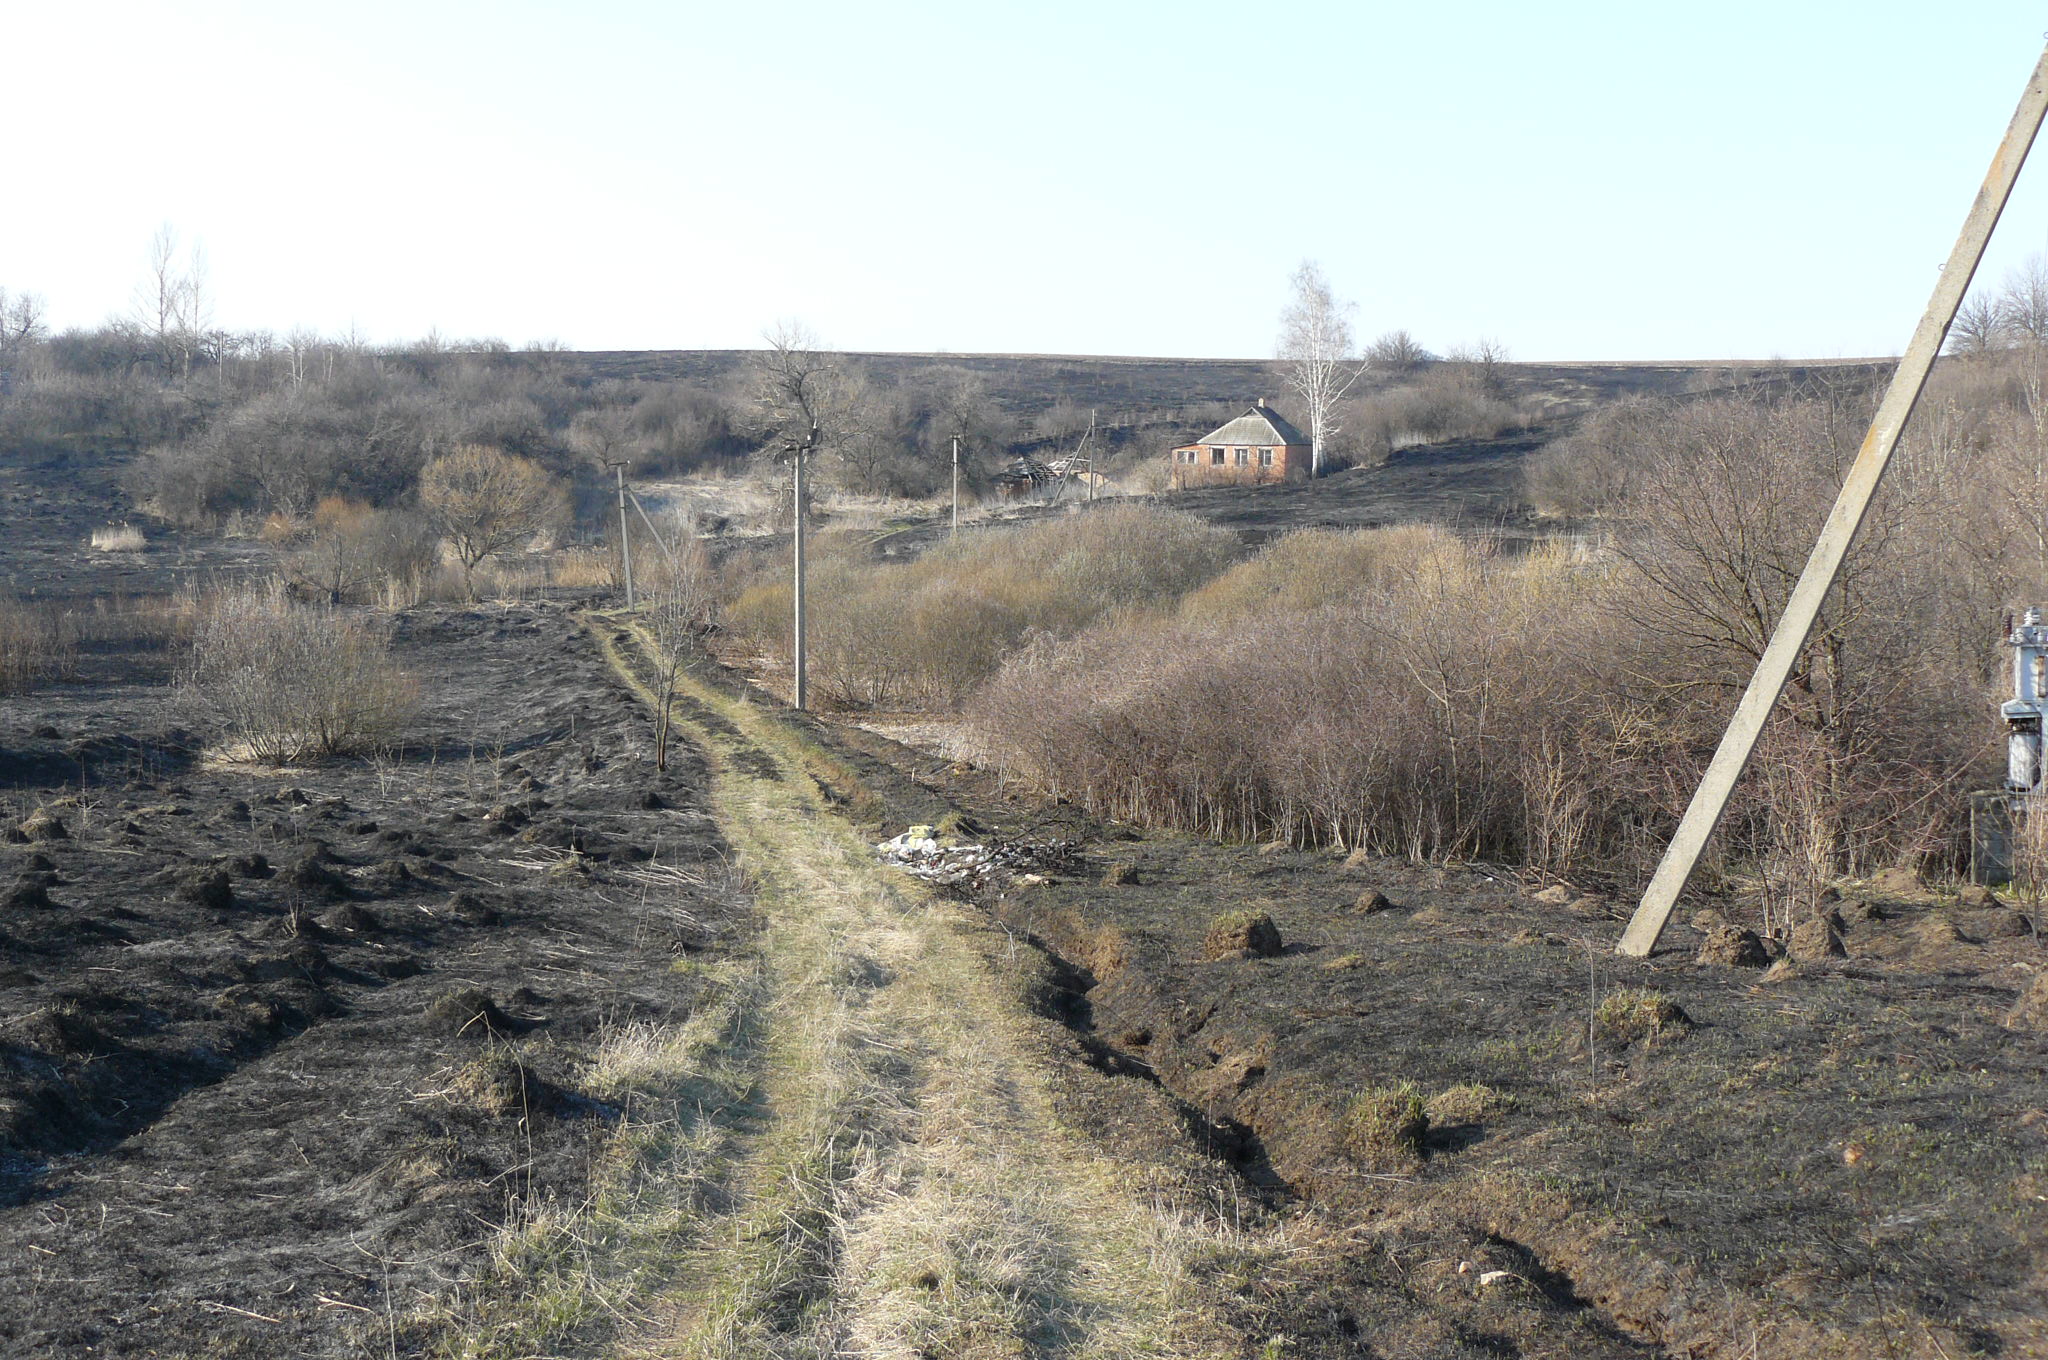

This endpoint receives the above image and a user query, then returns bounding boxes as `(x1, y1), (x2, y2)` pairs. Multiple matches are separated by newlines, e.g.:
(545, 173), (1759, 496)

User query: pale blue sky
(11, 1), (2048, 361)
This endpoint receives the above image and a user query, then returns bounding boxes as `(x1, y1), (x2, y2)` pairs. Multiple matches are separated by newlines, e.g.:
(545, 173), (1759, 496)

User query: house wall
(1168, 443), (1312, 489)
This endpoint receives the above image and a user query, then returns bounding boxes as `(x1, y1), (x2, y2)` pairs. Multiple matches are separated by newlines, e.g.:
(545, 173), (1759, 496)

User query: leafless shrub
(642, 525), (721, 770)
(1524, 397), (1666, 517)
(1340, 369), (1528, 467)
(182, 582), (418, 763)
(972, 531), (1617, 859)
(2008, 796), (2048, 911)
(277, 496), (440, 604)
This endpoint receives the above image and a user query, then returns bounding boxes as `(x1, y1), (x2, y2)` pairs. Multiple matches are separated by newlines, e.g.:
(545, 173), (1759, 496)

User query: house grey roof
(1191, 403), (1309, 447)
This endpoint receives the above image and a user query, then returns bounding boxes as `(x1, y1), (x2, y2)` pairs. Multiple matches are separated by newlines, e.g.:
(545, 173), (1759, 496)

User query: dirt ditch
(0, 603), (746, 1357)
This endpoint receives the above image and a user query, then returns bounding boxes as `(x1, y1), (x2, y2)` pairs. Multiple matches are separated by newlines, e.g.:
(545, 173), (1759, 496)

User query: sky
(10, 1), (2048, 362)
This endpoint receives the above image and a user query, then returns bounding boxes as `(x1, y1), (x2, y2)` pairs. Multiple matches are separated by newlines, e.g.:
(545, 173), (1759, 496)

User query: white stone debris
(873, 824), (1081, 889)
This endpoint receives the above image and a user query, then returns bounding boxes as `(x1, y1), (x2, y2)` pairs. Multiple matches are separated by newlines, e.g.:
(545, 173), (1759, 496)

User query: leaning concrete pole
(1618, 44), (2048, 958)
(791, 428), (810, 711)
(613, 462), (635, 608)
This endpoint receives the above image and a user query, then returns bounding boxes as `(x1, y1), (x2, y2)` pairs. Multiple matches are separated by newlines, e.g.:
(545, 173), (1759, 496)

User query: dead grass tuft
(1592, 988), (1692, 1047)
(1343, 1081), (1428, 1169)
(89, 523), (146, 552)
(1426, 1082), (1515, 1124)
(1203, 909), (1281, 960)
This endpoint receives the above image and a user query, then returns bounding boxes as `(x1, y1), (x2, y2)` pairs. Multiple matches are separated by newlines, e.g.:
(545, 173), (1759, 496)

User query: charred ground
(0, 602), (742, 1357)
(805, 718), (2048, 1360)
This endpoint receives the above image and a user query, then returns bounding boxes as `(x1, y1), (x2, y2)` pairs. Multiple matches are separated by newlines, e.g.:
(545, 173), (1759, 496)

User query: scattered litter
(874, 828), (1081, 889)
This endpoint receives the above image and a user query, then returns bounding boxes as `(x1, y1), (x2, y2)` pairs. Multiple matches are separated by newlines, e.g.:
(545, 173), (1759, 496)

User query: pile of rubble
(874, 825), (1083, 889)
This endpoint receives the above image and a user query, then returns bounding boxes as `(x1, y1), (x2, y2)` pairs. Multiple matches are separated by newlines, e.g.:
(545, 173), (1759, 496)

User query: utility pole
(951, 434), (961, 537)
(609, 461), (635, 608)
(787, 423), (818, 710)
(1617, 41), (2048, 958)
(1088, 410), (1098, 501)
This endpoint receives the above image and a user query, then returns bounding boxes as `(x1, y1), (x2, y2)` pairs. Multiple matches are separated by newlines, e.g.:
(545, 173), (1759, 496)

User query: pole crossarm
(1617, 43), (2048, 958)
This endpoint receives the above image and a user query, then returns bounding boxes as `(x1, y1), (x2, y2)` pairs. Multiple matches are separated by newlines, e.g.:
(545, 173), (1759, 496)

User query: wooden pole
(1618, 43), (2048, 957)
(951, 435), (960, 538)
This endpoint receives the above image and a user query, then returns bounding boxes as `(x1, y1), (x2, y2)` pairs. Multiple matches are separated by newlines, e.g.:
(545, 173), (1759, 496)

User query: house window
(1259, 448), (1274, 467)
(1234, 448), (1248, 466)
(1211, 447), (1225, 465)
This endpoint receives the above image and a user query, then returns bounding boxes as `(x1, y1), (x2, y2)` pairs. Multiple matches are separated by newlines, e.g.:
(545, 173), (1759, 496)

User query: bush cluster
(727, 504), (1236, 709)
(969, 382), (2007, 888)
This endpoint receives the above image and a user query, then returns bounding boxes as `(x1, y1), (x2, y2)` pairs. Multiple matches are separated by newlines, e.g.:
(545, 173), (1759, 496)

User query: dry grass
(0, 597), (74, 693)
(1591, 988), (1691, 1048)
(88, 523), (146, 552)
(1425, 1082), (1515, 1124)
(431, 959), (764, 1358)
(550, 545), (616, 588)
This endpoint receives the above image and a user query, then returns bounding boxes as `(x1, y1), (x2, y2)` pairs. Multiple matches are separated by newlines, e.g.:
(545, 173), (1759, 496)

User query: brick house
(1169, 400), (1312, 488)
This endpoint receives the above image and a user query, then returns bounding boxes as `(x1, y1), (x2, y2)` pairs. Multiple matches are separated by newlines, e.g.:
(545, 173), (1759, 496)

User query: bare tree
(0, 287), (46, 378)
(2002, 254), (2048, 346)
(1366, 328), (1429, 372)
(418, 445), (569, 598)
(1448, 337), (1512, 398)
(284, 328), (322, 388)
(131, 224), (209, 377)
(1278, 261), (1366, 477)
(568, 402), (640, 468)
(755, 319), (835, 436)
(1948, 290), (2006, 355)
(179, 242), (213, 376)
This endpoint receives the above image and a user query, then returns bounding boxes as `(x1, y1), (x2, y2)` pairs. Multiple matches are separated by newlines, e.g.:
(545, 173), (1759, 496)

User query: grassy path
(589, 620), (1260, 1360)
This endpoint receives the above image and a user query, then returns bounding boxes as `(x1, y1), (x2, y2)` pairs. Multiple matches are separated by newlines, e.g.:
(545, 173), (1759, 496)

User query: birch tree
(1278, 261), (1366, 476)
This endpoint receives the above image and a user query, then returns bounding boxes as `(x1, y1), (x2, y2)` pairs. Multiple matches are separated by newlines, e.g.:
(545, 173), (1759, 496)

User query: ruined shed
(1170, 400), (1312, 488)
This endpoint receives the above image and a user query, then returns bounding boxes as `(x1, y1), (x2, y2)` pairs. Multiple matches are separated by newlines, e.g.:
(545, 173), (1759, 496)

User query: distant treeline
(0, 296), (1305, 527)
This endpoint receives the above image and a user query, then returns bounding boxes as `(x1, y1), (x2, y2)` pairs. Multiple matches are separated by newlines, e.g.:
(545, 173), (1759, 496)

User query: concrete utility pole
(1617, 42), (2048, 958)
(951, 435), (961, 537)
(609, 461), (635, 608)
(788, 423), (818, 710)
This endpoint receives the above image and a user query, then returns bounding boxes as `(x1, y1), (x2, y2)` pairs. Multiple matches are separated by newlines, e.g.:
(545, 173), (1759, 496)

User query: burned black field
(0, 604), (742, 1357)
